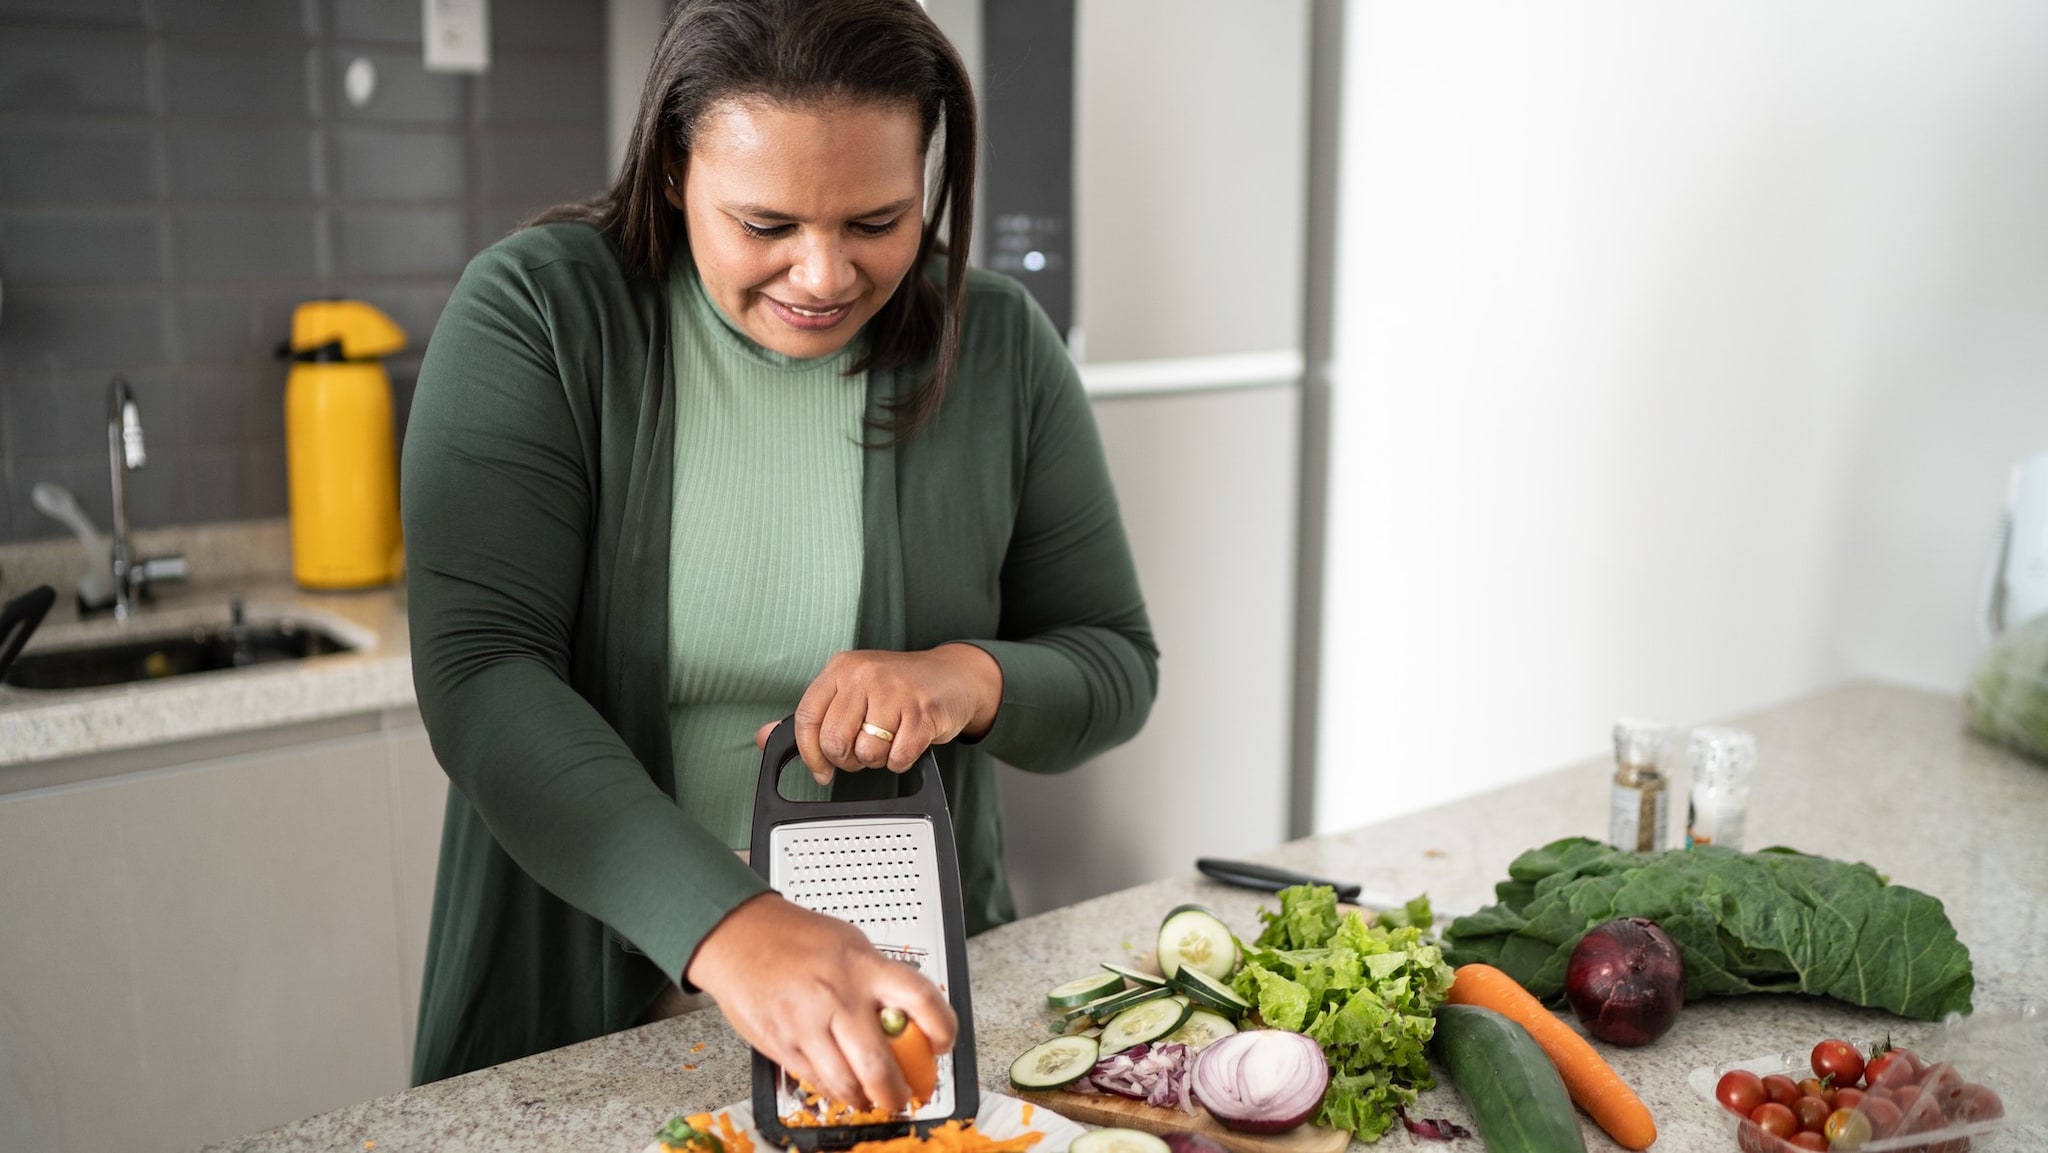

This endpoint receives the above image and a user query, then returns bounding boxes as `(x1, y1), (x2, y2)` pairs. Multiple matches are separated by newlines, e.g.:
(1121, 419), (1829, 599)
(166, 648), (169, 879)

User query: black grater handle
(748, 715), (980, 1150)
(749, 712), (942, 824)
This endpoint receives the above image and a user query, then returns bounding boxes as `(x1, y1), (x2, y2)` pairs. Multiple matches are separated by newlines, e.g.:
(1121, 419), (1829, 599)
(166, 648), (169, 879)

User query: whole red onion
(1564, 917), (1686, 1046)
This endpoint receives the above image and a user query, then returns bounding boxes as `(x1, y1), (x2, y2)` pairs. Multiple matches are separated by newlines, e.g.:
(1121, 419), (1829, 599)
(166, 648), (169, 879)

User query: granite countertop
(0, 521), (416, 767)
(199, 681), (2048, 1153)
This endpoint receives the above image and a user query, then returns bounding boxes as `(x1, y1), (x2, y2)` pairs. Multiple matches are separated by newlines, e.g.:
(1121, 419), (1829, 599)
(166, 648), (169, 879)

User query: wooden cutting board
(1012, 1089), (1350, 1153)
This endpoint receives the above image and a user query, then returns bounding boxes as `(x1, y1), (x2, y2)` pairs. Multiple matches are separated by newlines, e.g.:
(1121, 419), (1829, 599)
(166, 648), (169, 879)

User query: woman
(401, 0), (1156, 1112)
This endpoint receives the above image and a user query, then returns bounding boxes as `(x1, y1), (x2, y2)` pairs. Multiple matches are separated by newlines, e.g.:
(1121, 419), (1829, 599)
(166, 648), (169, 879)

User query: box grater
(748, 717), (980, 1151)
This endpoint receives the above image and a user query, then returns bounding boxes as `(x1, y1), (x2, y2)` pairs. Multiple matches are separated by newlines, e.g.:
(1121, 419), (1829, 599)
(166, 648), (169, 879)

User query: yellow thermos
(282, 300), (406, 589)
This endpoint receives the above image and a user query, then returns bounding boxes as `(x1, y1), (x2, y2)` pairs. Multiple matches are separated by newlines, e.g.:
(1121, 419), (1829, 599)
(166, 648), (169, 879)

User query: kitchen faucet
(104, 376), (186, 619)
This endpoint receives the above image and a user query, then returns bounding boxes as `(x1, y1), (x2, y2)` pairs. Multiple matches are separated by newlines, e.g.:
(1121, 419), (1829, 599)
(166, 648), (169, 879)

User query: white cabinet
(999, 385), (1300, 916)
(0, 708), (446, 1153)
(387, 720), (450, 1058)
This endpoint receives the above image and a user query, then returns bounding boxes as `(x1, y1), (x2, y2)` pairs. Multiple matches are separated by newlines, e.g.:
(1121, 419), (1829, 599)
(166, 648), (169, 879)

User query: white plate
(644, 1091), (1090, 1153)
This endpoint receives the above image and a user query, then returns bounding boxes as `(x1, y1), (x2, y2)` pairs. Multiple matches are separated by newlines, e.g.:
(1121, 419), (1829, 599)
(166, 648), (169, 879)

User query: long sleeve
(402, 236), (765, 988)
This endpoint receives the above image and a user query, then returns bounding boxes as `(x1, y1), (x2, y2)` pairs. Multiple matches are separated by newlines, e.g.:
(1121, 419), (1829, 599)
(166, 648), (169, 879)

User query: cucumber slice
(1088, 984), (1173, 1024)
(1050, 1014), (1104, 1037)
(1101, 963), (1167, 989)
(1071, 1131), (1170, 1153)
(1156, 904), (1238, 982)
(1048, 972), (1126, 1009)
(1055, 1002), (1099, 1029)
(1171, 963), (1252, 1018)
(1161, 1006), (1239, 1051)
(1097, 996), (1192, 1053)
(1009, 1035), (1100, 1091)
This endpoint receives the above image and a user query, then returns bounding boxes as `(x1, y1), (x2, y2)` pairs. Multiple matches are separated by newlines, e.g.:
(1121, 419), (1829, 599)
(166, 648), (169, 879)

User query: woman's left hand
(755, 643), (1003, 784)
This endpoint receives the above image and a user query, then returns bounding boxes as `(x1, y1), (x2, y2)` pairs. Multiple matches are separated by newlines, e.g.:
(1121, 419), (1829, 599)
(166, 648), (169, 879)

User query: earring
(666, 173), (676, 189)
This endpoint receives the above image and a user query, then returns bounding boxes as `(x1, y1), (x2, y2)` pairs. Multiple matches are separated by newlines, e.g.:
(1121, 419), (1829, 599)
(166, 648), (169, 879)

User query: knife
(1195, 857), (1361, 901)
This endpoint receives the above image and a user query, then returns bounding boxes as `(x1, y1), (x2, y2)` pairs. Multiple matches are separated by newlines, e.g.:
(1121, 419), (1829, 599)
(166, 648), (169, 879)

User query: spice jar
(1686, 726), (1755, 850)
(1609, 718), (1671, 853)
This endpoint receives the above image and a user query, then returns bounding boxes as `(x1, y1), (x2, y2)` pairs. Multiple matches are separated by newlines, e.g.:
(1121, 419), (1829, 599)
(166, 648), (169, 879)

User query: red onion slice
(1188, 1029), (1329, 1134)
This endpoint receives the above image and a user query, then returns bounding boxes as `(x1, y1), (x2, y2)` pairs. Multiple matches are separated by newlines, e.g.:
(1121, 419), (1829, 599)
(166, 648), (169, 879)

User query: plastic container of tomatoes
(1686, 1004), (2046, 1152)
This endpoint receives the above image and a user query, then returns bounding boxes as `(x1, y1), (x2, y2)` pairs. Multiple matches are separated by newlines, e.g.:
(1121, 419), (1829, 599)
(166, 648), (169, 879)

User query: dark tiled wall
(0, 0), (608, 542)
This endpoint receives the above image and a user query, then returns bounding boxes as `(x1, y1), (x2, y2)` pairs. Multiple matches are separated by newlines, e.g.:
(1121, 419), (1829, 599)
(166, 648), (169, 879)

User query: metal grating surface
(767, 815), (954, 1117)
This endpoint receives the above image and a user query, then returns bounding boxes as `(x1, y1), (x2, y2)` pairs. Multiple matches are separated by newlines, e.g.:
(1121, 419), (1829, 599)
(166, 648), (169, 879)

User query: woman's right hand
(684, 892), (957, 1113)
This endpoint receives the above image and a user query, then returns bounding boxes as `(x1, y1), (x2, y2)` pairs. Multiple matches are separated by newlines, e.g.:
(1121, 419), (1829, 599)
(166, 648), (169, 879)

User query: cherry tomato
(1886, 1083), (1923, 1113)
(1795, 1077), (1835, 1107)
(1897, 1090), (1948, 1136)
(1762, 1073), (1802, 1107)
(1751, 1101), (1800, 1139)
(1812, 1038), (1866, 1086)
(1866, 1046), (1920, 1089)
(1860, 1096), (1904, 1138)
(1785, 1133), (1829, 1152)
(1832, 1086), (1867, 1112)
(1956, 1082), (2005, 1123)
(1790, 1094), (1832, 1132)
(1918, 1061), (1965, 1116)
(1824, 1107), (1873, 1149)
(1734, 1119), (1774, 1153)
(1718, 1068), (1768, 1115)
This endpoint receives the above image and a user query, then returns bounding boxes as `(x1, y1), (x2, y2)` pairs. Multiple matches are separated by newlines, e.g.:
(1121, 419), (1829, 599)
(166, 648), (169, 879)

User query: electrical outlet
(423, 0), (490, 74)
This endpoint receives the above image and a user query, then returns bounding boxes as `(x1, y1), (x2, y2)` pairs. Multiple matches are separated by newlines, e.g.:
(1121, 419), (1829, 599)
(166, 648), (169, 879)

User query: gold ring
(861, 722), (896, 743)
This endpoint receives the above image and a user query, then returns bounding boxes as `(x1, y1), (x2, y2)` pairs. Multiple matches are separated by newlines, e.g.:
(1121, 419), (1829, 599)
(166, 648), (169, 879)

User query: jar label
(1610, 784), (1668, 852)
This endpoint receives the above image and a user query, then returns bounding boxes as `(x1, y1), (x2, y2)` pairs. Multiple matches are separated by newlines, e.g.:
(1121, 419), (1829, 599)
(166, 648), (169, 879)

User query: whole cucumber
(1431, 1003), (1588, 1153)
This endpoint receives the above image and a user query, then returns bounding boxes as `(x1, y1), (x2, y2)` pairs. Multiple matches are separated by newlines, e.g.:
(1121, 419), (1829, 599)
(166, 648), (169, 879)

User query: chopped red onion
(1396, 1106), (1472, 1141)
(1084, 1042), (1196, 1113)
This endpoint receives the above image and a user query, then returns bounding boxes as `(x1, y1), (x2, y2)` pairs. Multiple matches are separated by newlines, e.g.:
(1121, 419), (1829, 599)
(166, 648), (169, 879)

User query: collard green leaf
(1440, 838), (1973, 1020)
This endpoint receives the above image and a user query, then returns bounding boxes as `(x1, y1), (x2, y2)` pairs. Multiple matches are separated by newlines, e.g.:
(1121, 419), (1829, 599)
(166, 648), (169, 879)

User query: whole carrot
(881, 1007), (939, 1106)
(1444, 963), (1658, 1150)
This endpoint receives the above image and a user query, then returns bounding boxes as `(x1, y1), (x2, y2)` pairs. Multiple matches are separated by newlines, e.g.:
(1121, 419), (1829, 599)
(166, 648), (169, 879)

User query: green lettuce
(1439, 837), (1973, 1021)
(1231, 884), (1455, 1142)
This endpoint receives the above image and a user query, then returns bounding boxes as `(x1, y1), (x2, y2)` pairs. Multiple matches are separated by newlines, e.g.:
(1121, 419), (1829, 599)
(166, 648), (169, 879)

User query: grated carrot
(712, 1109), (751, 1153)
(1018, 1105), (1033, 1127)
(780, 1081), (922, 1127)
(671, 1111), (754, 1153)
(692, 1042), (708, 1053)
(841, 1120), (1043, 1153)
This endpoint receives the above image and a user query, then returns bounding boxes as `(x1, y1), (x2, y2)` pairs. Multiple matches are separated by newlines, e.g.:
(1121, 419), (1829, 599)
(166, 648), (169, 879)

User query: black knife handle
(1195, 857), (1361, 901)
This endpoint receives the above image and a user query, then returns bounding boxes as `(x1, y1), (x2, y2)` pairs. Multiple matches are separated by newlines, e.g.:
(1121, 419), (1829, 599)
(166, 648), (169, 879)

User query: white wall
(1315, 1), (2048, 830)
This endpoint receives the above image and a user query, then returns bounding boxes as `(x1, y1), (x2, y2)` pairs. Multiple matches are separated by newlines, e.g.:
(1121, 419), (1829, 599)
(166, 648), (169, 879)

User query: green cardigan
(401, 223), (1158, 1085)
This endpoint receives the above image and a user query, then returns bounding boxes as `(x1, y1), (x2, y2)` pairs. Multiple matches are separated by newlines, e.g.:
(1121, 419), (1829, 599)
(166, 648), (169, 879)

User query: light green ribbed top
(667, 258), (866, 849)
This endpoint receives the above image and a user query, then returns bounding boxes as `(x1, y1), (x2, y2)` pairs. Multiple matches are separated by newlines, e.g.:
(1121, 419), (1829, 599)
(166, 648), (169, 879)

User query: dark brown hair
(535, 0), (977, 439)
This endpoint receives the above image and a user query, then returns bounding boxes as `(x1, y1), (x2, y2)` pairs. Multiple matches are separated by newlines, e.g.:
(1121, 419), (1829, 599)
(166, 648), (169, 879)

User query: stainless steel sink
(2, 618), (358, 691)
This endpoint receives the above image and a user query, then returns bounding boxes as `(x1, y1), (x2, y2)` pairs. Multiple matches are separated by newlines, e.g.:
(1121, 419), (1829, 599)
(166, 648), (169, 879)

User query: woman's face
(670, 98), (926, 359)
